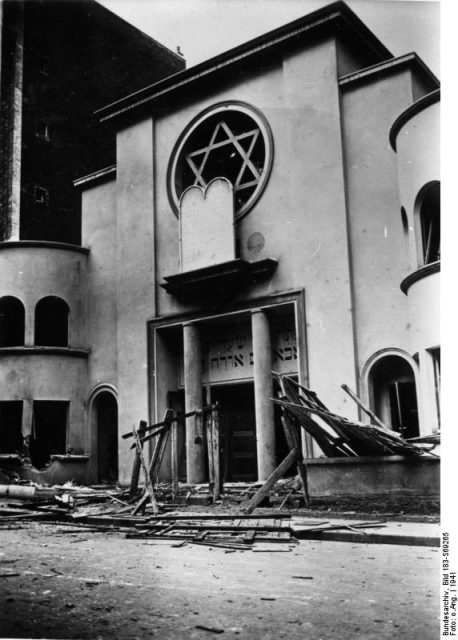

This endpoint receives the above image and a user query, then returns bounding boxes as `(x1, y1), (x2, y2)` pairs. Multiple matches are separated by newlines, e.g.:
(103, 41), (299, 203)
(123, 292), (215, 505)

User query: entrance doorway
(94, 392), (118, 483)
(211, 383), (257, 482)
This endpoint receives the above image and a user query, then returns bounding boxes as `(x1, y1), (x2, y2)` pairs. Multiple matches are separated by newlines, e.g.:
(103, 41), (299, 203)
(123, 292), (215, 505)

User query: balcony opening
(35, 296), (69, 347)
(419, 182), (440, 265)
(0, 401), (23, 454)
(29, 401), (68, 469)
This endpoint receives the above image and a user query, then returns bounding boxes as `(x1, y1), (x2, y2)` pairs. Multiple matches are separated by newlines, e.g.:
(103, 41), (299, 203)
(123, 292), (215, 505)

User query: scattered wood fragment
(195, 625), (225, 634)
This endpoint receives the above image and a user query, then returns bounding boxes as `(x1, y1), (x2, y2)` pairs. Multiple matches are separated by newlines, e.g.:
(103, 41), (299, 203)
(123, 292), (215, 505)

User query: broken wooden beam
(341, 384), (387, 429)
(129, 420), (147, 498)
(132, 423), (159, 515)
(244, 447), (300, 514)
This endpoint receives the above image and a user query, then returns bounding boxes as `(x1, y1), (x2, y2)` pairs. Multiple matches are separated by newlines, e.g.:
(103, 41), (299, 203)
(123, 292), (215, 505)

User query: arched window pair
(0, 296), (69, 348)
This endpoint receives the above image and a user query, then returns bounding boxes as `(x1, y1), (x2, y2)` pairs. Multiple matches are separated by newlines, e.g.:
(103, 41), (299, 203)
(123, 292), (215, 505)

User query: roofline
(74, 165), (116, 189)
(91, 0), (184, 65)
(97, 1), (392, 124)
(389, 88), (440, 151)
(339, 52), (439, 89)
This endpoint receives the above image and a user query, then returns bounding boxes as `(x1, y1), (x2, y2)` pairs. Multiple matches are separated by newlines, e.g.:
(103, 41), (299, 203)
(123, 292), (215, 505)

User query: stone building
(0, 1), (440, 491)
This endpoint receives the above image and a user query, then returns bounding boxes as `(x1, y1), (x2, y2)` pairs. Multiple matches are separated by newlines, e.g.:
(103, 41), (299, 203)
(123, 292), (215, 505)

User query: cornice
(73, 165), (116, 189)
(339, 52), (439, 90)
(96, 2), (392, 124)
(390, 89), (440, 151)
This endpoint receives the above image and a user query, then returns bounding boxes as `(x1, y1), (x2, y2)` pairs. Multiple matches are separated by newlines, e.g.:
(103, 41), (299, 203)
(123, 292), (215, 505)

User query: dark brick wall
(1, 0), (185, 244)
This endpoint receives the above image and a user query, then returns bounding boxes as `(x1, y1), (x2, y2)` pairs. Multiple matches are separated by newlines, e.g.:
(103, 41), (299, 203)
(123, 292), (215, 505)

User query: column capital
(251, 307), (265, 315)
(182, 320), (198, 328)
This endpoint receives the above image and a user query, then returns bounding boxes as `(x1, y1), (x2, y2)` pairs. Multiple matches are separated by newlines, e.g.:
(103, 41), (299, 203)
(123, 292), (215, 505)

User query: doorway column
(251, 309), (276, 480)
(183, 322), (205, 483)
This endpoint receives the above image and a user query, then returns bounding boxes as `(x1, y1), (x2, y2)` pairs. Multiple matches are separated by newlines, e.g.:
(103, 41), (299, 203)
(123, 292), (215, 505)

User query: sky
(99, 0), (440, 78)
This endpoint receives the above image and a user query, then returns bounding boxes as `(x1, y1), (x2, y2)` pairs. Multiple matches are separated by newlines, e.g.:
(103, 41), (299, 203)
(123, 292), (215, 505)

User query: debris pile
(0, 482), (393, 549)
(273, 374), (430, 458)
(0, 376), (439, 548)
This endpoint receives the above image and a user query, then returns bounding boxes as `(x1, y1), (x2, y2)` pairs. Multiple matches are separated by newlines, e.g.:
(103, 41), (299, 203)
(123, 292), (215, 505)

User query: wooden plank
(206, 410), (215, 491)
(149, 409), (173, 483)
(129, 420), (147, 498)
(135, 521), (291, 532)
(194, 410), (203, 445)
(212, 403), (221, 502)
(132, 491), (149, 516)
(244, 448), (300, 515)
(281, 414), (310, 507)
(341, 384), (387, 429)
(146, 513), (291, 521)
(132, 423), (159, 515)
(171, 414), (179, 501)
(122, 407), (210, 440)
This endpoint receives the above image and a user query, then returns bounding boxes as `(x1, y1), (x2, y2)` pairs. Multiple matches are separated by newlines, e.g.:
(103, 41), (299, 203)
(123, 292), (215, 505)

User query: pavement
(0, 519), (440, 639)
(288, 515), (440, 547)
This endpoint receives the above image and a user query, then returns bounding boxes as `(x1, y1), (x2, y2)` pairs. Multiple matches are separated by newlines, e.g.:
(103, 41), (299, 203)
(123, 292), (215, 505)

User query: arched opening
(368, 355), (419, 439)
(0, 296), (25, 347)
(93, 391), (118, 484)
(418, 182), (440, 265)
(35, 296), (69, 347)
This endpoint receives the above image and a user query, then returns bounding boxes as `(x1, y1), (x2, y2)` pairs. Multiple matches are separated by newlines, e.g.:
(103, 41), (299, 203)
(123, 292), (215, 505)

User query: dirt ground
(0, 519), (439, 640)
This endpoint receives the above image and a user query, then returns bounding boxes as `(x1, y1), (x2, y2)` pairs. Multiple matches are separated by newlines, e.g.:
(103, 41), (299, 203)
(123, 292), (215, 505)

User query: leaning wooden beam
(171, 413), (179, 501)
(212, 403), (221, 503)
(150, 409), (173, 484)
(132, 491), (149, 516)
(206, 410), (215, 495)
(281, 414), (310, 507)
(341, 384), (387, 429)
(131, 423), (159, 515)
(129, 420), (147, 498)
(121, 405), (214, 441)
(244, 447), (299, 515)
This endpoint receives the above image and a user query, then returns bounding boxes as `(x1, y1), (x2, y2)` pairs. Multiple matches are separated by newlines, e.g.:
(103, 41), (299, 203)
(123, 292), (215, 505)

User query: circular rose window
(167, 102), (273, 219)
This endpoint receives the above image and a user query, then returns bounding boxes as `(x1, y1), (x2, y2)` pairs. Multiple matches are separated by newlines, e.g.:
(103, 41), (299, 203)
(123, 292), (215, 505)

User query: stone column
(251, 309), (276, 480)
(183, 322), (205, 483)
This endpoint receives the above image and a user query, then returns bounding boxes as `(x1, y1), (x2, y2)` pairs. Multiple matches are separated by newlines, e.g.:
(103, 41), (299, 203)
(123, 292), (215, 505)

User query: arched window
(418, 182), (440, 265)
(92, 391), (118, 483)
(368, 355), (419, 439)
(0, 296), (25, 347)
(34, 296), (69, 347)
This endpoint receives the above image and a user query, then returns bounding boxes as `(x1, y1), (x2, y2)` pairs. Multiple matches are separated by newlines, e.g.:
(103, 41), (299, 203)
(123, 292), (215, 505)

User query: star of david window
(168, 103), (273, 219)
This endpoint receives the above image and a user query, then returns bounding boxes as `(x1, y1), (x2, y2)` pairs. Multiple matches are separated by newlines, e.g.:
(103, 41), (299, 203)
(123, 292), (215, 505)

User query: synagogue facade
(0, 2), (439, 487)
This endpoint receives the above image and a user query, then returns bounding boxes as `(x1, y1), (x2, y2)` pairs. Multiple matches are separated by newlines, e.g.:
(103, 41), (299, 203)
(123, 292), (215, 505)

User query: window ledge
(400, 261), (440, 294)
(0, 240), (89, 254)
(0, 347), (89, 357)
